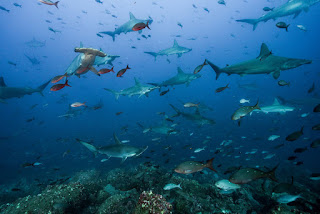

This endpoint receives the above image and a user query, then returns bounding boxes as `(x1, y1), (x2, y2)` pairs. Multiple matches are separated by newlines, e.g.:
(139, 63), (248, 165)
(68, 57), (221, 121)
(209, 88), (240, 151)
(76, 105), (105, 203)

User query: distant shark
(99, 12), (153, 41)
(76, 133), (148, 163)
(206, 43), (312, 80)
(251, 98), (295, 115)
(0, 77), (50, 103)
(170, 104), (215, 126)
(144, 39), (192, 60)
(237, 0), (320, 30)
(24, 54), (40, 65)
(143, 121), (177, 135)
(25, 37), (46, 48)
(104, 78), (159, 100)
(149, 67), (200, 88)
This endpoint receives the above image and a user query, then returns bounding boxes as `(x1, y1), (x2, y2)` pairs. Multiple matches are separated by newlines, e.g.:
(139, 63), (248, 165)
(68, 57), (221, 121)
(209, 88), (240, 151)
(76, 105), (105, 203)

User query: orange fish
(132, 21), (150, 31)
(215, 84), (229, 93)
(39, 0), (59, 8)
(50, 80), (71, 91)
(51, 73), (67, 83)
(116, 65), (131, 77)
(98, 67), (114, 74)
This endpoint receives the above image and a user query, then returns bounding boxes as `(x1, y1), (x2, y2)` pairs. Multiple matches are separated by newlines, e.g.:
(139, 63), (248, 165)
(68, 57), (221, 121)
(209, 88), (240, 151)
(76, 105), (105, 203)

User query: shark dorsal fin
(100, 48), (103, 52)
(129, 12), (136, 20)
(80, 42), (83, 48)
(258, 43), (271, 59)
(173, 39), (179, 47)
(0, 77), (7, 87)
(113, 133), (122, 144)
(177, 67), (184, 74)
(273, 98), (280, 106)
(134, 77), (141, 86)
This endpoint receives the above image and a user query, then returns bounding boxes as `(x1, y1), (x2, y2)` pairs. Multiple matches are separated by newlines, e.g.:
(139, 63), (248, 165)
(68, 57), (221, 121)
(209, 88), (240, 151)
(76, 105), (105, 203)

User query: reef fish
(229, 165), (278, 184)
(174, 157), (216, 174)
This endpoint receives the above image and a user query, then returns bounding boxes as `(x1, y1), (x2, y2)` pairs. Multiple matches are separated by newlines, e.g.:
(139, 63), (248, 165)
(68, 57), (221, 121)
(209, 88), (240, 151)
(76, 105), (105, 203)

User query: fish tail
(144, 52), (158, 61)
(126, 65), (131, 69)
(55, 1), (59, 8)
(36, 79), (51, 96)
(169, 104), (181, 116)
(254, 99), (261, 110)
(236, 19), (259, 31)
(65, 80), (71, 87)
(76, 138), (98, 157)
(99, 31), (116, 41)
(111, 66), (114, 72)
(104, 88), (120, 100)
(206, 59), (222, 80)
(267, 164), (279, 182)
(146, 21), (151, 30)
(286, 24), (290, 32)
(203, 59), (208, 65)
(206, 157), (217, 172)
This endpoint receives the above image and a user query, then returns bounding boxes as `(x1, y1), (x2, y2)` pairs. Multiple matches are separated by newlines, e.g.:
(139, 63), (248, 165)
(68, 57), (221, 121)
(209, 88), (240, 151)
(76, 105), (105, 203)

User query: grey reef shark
(104, 78), (160, 100)
(237, 0), (320, 30)
(144, 39), (192, 60)
(0, 77), (50, 103)
(99, 12), (153, 41)
(206, 43), (312, 80)
(76, 133), (148, 163)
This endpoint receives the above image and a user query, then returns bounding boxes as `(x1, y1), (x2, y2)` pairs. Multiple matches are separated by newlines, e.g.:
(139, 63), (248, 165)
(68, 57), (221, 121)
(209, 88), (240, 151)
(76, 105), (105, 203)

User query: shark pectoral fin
(145, 93), (149, 97)
(293, 11), (301, 19)
(272, 71), (280, 79)
(186, 82), (190, 87)
(90, 67), (100, 76)
(0, 99), (7, 104)
(177, 53), (182, 58)
(121, 157), (127, 163)
(304, 8), (309, 12)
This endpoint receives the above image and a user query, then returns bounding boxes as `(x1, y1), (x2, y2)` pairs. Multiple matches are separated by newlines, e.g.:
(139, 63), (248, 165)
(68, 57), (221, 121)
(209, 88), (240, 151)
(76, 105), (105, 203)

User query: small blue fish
(0, 6), (10, 12)
(13, 3), (22, 8)
(95, 0), (103, 4)
(203, 7), (210, 13)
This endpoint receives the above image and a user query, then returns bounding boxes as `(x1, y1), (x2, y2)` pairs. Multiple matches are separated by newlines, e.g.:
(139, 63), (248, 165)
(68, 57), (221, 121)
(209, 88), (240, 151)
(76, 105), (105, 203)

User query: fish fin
(136, 146), (148, 156)
(36, 79), (51, 95)
(286, 24), (290, 32)
(90, 67), (100, 76)
(206, 59), (222, 80)
(121, 157), (127, 163)
(300, 126), (304, 134)
(54, 1), (59, 8)
(104, 88), (120, 100)
(80, 41), (83, 48)
(272, 71), (280, 79)
(257, 43), (271, 59)
(99, 31), (115, 41)
(144, 52), (158, 61)
(76, 138), (98, 157)
(267, 164), (279, 182)
(169, 104), (181, 116)
(177, 67), (185, 74)
(113, 132), (122, 144)
(134, 77), (141, 86)
(272, 98), (280, 106)
(236, 19), (259, 31)
(206, 157), (217, 172)
(177, 53), (182, 57)
(0, 77), (7, 87)
(129, 12), (136, 20)
(254, 100), (261, 110)
(173, 39), (179, 47)
(293, 11), (301, 19)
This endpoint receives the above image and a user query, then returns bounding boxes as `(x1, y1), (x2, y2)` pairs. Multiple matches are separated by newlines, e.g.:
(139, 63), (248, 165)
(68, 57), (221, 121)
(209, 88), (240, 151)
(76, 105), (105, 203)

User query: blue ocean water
(0, 0), (320, 212)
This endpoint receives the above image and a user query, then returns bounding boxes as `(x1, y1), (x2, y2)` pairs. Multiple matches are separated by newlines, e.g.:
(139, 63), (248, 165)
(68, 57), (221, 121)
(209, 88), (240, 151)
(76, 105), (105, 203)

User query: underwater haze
(0, 0), (320, 213)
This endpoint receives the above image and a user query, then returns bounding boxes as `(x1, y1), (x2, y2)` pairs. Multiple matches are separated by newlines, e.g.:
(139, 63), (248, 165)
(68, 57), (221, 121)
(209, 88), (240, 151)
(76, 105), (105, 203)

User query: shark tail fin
(76, 138), (98, 157)
(144, 52), (158, 61)
(169, 104), (181, 117)
(54, 1), (59, 8)
(104, 88), (120, 100)
(205, 59), (222, 80)
(236, 19), (259, 31)
(99, 31), (115, 41)
(254, 99), (261, 110)
(36, 80), (51, 96)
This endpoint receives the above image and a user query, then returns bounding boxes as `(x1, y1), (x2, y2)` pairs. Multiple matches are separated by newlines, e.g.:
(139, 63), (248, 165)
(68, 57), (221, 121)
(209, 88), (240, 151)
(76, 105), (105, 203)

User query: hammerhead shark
(99, 12), (153, 41)
(76, 133), (148, 163)
(0, 77), (50, 103)
(104, 78), (159, 100)
(170, 104), (215, 126)
(144, 39), (192, 60)
(206, 43), (312, 80)
(251, 98), (295, 115)
(149, 67), (200, 88)
(237, 0), (320, 30)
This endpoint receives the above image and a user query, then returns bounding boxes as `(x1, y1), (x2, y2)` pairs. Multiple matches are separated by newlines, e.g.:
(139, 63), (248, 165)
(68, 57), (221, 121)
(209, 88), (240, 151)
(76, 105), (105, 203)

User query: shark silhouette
(0, 77), (50, 103)
(251, 98), (295, 115)
(149, 67), (200, 88)
(237, 0), (320, 30)
(145, 39), (192, 60)
(206, 43), (312, 80)
(170, 104), (215, 126)
(104, 78), (159, 100)
(99, 12), (153, 41)
(76, 133), (148, 163)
